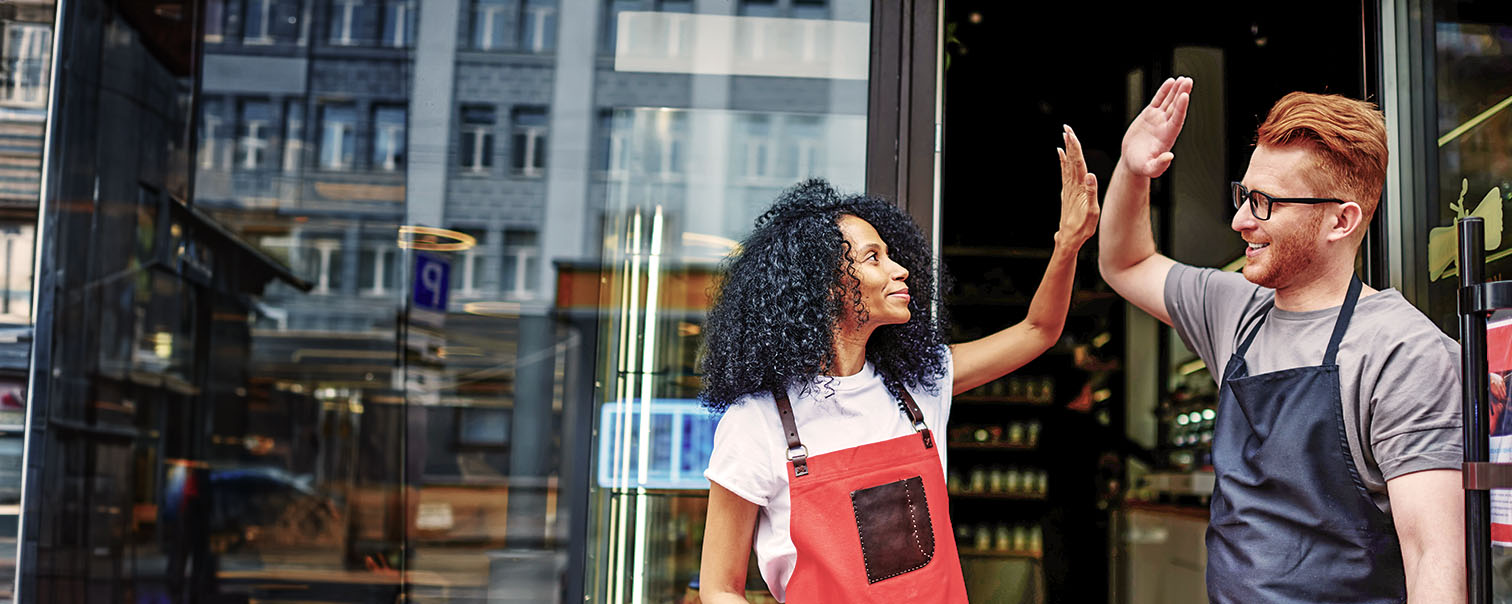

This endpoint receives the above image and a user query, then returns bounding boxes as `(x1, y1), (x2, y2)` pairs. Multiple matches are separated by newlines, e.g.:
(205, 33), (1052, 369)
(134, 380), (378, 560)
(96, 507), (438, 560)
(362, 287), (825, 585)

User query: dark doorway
(940, 1), (1369, 602)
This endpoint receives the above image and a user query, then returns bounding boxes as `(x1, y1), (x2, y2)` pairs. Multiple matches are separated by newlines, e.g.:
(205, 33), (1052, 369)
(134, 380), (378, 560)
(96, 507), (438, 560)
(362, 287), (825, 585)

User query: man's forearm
(1097, 161), (1159, 275)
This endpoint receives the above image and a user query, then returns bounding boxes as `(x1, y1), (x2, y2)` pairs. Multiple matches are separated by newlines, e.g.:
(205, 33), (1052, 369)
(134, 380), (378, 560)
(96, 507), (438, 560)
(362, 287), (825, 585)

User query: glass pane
(22, 0), (874, 601)
(587, 2), (871, 601)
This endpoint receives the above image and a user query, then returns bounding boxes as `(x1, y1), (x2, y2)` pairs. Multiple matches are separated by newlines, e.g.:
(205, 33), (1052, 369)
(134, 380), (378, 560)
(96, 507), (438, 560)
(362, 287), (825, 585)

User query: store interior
(939, 0), (1367, 601)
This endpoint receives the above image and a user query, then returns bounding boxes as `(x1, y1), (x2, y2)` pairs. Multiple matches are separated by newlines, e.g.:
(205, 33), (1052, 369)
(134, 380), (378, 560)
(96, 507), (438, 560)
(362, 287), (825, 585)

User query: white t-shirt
(702, 357), (954, 602)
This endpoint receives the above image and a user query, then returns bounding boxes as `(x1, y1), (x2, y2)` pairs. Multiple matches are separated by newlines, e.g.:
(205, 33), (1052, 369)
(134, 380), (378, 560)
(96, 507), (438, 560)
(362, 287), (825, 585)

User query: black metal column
(1459, 216), (1492, 603)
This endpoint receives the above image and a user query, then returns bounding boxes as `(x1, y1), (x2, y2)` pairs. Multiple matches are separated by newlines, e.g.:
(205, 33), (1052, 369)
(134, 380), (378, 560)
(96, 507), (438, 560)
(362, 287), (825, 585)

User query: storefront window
(15, 0), (881, 601)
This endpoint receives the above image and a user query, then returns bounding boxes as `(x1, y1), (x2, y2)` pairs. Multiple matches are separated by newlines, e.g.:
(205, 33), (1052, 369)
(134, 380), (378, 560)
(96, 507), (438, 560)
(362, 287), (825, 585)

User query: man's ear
(1328, 202), (1365, 242)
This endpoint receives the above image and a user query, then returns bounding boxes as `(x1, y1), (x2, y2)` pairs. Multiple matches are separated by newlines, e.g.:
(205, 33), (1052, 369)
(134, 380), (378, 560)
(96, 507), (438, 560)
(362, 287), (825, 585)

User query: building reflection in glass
(15, 0), (870, 601)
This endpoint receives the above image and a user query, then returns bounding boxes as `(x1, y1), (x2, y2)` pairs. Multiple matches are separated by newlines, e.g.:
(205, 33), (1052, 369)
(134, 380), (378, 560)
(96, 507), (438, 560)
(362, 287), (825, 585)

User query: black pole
(1459, 216), (1492, 604)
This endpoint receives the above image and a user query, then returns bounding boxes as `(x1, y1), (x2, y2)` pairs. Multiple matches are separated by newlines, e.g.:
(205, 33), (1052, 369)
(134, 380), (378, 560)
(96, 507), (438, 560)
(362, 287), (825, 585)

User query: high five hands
(1056, 125), (1100, 250)
(1122, 76), (1193, 179)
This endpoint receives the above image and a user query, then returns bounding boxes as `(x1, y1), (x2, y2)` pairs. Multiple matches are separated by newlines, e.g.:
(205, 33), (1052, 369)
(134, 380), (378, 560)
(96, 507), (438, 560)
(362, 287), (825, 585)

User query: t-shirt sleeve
(1163, 263), (1263, 374)
(703, 401), (784, 506)
(1368, 333), (1464, 480)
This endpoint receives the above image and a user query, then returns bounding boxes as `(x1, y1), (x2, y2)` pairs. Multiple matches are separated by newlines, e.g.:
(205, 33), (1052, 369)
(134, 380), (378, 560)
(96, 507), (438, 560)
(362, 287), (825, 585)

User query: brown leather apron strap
(775, 385), (936, 479)
(898, 389), (934, 449)
(773, 390), (810, 477)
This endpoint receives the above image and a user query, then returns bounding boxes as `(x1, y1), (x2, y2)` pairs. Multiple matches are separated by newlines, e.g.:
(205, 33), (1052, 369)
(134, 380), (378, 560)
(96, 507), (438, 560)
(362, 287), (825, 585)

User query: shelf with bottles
(948, 465), (1049, 500)
(954, 521), (1044, 558)
(946, 420), (1041, 450)
(956, 375), (1056, 405)
(1157, 369), (1220, 472)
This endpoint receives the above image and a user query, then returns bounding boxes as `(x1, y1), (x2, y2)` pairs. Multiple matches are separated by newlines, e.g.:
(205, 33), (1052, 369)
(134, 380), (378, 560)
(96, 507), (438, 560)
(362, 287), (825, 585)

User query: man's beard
(1242, 214), (1324, 289)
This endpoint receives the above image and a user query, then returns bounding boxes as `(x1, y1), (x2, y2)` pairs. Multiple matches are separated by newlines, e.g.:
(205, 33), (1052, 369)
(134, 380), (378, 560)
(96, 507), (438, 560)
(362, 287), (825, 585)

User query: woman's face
(837, 214), (912, 328)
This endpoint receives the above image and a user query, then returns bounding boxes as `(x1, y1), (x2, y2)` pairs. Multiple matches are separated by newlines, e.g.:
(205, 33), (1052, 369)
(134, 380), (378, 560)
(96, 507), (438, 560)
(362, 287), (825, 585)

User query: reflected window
(381, 0), (416, 48)
(358, 239), (398, 296)
(448, 229), (485, 297)
(318, 103), (357, 170)
(241, 0), (301, 44)
(199, 98), (230, 170)
(781, 115), (822, 179)
(236, 99), (273, 171)
(738, 0), (780, 17)
(282, 101), (305, 172)
(501, 229), (538, 298)
(472, 0), (510, 51)
(602, 0), (638, 54)
(371, 105), (406, 172)
(1, 23), (50, 107)
(204, 0), (227, 42)
(458, 407), (511, 447)
(647, 110), (687, 178)
(596, 110), (630, 176)
(329, 0), (376, 46)
(511, 107), (548, 177)
(242, 0), (274, 43)
(521, 0), (557, 53)
(460, 105), (495, 173)
(737, 114), (773, 182)
(793, 0), (827, 19)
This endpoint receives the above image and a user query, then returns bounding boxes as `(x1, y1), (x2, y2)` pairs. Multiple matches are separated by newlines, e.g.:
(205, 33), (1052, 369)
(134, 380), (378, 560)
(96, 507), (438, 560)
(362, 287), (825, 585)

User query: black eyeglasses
(1231, 181), (1346, 221)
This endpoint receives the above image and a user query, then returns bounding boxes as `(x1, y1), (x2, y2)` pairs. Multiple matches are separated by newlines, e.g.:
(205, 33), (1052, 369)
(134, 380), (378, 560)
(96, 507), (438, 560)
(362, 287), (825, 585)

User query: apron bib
(774, 388), (968, 603)
(1206, 277), (1406, 603)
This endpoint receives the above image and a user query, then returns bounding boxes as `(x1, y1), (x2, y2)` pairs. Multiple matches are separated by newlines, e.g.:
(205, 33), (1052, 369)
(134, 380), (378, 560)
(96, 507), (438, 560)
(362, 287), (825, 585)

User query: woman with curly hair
(697, 127), (1100, 603)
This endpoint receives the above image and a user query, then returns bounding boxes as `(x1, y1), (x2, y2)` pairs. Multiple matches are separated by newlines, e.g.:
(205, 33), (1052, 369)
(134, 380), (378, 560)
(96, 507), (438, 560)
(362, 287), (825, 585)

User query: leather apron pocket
(850, 475), (935, 584)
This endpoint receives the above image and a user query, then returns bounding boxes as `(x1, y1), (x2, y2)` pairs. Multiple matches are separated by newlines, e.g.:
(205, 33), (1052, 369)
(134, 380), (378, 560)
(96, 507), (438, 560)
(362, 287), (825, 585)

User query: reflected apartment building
(7, 0), (867, 601)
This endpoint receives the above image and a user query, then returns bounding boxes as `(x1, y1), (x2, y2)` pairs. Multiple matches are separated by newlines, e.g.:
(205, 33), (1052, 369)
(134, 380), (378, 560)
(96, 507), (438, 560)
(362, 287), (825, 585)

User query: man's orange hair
(1255, 92), (1388, 224)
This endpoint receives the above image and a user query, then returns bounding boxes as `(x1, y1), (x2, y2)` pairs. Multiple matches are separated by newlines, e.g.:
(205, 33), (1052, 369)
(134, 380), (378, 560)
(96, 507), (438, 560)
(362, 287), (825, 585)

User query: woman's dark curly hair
(698, 179), (951, 412)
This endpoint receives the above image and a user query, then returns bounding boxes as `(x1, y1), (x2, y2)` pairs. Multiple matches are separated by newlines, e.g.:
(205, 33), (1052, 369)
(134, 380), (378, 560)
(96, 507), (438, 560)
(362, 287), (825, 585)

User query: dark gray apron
(1206, 277), (1407, 603)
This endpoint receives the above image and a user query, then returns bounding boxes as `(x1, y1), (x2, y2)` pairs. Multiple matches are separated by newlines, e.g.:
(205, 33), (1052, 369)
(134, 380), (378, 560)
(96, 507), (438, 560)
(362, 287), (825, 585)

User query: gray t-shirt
(1164, 263), (1462, 515)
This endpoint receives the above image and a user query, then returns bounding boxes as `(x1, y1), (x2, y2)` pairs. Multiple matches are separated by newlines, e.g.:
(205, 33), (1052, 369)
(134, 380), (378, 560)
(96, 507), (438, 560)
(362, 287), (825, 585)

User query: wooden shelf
(949, 491), (1047, 501)
(947, 441), (1037, 451)
(948, 291), (1119, 309)
(954, 395), (1053, 405)
(943, 246), (1054, 260)
(957, 548), (1042, 560)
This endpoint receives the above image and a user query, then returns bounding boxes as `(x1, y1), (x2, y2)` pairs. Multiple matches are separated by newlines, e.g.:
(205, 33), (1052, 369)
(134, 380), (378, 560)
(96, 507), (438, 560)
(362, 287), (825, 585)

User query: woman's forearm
(1022, 239), (1081, 344)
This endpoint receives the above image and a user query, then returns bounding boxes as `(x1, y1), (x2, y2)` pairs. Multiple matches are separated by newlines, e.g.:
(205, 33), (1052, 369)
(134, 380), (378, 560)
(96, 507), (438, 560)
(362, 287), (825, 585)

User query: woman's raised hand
(1055, 125), (1100, 251)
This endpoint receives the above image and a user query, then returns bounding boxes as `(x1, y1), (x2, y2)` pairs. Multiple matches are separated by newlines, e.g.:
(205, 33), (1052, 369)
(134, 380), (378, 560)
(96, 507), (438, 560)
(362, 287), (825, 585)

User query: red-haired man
(1097, 78), (1465, 602)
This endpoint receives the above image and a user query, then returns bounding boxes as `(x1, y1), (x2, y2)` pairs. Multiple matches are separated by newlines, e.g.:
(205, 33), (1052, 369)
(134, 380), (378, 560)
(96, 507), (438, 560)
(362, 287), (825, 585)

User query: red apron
(775, 388), (969, 603)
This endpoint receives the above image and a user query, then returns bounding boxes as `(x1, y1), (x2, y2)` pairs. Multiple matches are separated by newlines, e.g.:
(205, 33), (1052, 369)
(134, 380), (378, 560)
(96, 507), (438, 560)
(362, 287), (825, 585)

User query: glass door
(586, 2), (875, 601)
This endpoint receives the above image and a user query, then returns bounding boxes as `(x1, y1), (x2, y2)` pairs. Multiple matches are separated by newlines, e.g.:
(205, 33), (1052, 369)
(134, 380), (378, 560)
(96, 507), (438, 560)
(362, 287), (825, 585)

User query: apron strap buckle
(787, 445), (809, 477)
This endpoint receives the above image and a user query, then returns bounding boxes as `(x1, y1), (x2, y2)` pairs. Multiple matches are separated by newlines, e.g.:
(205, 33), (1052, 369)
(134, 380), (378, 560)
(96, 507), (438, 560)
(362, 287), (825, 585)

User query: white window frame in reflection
(199, 99), (229, 170)
(243, 0), (275, 44)
(502, 229), (538, 299)
(318, 104), (357, 171)
(204, 0), (227, 42)
(473, 0), (509, 51)
(460, 105), (495, 174)
(313, 239), (340, 294)
(237, 100), (273, 171)
(283, 101), (305, 172)
(372, 105), (407, 172)
(360, 244), (392, 296)
(511, 107), (548, 178)
(739, 115), (773, 182)
(520, 0), (556, 53)
(330, 0), (365, 46)
(382, 0), (415, 47)
(1, 23), (50, 107)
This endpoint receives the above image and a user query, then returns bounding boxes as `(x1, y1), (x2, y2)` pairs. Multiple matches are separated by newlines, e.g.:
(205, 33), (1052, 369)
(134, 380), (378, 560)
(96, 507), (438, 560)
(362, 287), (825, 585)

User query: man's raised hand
(1121, 76), (1192, 179)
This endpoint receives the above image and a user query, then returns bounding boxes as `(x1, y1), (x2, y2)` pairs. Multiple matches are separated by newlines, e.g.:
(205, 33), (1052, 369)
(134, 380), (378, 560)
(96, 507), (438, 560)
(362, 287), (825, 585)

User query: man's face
(1232, 145), (1332, 289)
(837, 214), (912, 328)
